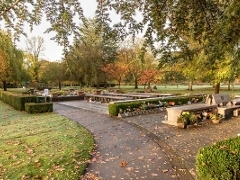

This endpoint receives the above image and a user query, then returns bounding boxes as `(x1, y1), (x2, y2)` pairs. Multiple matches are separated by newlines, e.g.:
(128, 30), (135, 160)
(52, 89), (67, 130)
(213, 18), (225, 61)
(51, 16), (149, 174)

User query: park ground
(1, 85), (240, 179)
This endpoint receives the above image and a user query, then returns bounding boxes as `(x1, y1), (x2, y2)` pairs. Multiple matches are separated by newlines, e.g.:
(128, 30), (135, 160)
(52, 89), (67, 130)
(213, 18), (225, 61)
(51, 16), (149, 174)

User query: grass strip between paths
(0, 101), (94, 179)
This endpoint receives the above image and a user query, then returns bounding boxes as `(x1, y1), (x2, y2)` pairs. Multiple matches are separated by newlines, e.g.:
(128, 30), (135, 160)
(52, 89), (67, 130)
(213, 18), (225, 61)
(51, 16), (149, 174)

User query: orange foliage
(139, 70), (159, 86)
(102, 62), (129, 83)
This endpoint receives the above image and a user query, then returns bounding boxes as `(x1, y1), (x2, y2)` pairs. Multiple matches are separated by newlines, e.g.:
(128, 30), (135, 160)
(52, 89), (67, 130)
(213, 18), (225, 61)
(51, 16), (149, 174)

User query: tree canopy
(0, 30), (25, 90)
(0, 0), (85, 52)
(1, 0), (240, 92)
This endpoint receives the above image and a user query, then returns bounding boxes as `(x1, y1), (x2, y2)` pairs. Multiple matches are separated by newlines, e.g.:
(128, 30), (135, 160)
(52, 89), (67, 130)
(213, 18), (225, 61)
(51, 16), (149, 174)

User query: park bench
(209, 94), (240, 118)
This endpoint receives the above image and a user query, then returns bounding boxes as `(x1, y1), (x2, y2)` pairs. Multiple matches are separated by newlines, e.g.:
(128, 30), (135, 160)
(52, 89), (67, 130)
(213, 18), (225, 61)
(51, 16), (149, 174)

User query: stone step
(58, 101), (109, 114)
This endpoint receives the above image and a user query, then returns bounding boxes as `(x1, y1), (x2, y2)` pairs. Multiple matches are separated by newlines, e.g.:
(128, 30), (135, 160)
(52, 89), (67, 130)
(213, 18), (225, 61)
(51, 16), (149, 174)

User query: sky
(1, 1), (142, 62)
(16, 0), (99, 62)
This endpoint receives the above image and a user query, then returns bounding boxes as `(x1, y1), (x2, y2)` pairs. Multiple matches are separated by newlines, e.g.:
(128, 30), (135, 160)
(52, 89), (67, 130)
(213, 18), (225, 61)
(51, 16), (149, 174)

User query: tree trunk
(188, 81), (193, 91)
(134, 78), (138, 89)
(214, 83), (220, 94)
(147, 82), (151, 89)
(2, 81), (7, 91)
(118, 81), (121, 88)
(227, 80), (231, 90)
(58, 81), (61, 90)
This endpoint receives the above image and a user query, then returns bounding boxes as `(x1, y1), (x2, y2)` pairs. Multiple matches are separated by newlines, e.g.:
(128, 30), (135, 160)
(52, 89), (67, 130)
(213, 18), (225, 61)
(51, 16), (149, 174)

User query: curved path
(53, 103), (193, 180)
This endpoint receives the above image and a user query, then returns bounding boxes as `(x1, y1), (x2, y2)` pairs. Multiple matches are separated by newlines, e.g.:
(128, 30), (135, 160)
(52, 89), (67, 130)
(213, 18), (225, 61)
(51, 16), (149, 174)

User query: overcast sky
(16, 0), (98, 62)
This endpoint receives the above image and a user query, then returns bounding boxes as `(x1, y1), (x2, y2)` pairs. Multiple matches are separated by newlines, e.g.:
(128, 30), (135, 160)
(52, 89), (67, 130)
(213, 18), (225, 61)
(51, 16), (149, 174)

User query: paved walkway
(53, 101), (240, 179)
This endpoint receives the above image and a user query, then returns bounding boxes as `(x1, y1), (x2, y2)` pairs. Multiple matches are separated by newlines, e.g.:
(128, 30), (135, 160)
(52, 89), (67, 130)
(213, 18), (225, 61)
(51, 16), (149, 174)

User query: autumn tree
(109, 1), (240, 94)
(117, 38), (157, 89)
(139, 70), (159, 90)
(102, 62), (128, 88)
(3, 1), (240, 94)
(0, 31), (24, 91)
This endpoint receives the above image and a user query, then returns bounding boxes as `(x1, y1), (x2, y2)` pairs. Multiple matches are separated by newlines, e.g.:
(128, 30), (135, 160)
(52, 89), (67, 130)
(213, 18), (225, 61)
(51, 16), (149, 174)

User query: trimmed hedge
(0, 91), (36, 111)
(108, 95), (204, 116)
(25, 102), (53, 114)
(196, 137), (240, 180)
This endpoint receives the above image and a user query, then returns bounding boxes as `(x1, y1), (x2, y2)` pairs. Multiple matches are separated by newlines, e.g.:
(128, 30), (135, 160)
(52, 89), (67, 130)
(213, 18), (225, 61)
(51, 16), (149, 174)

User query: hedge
(108, 95), (204, 116)
(0, 91), (36, 111)
(196, 137), (240, 180)
(25, 103), (53, 114)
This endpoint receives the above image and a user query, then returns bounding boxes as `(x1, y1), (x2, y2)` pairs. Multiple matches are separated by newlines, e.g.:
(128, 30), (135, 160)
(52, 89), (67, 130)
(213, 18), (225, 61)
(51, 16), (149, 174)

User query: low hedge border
(0, 91), (36, 111)
(108, 95), (204, 116)
(25, 102), (53, 114)
(196, 137), (240, 180)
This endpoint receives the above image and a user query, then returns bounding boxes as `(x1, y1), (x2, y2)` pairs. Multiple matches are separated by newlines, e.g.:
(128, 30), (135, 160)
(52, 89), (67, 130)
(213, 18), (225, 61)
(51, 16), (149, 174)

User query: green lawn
(7, 83), (240, 97)
(113, 84), (240, 97)
(0, 101), (94, 179)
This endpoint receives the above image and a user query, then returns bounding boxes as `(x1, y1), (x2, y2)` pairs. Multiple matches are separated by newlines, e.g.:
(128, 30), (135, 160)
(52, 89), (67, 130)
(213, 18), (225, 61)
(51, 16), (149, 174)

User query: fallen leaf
(27, 149), (34, 154)
(151, 173), (158, 177)
(162, 169), (169, 173)
(126, 167), (133, 171)
(120, 161), (127, 167)
(138, 156), (144, 160)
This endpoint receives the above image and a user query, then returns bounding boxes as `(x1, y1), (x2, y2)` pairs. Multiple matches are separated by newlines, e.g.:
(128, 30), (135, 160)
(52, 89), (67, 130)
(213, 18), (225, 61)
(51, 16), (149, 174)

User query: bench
(210, 94), (240, 118)
(163, 103), (217, 126)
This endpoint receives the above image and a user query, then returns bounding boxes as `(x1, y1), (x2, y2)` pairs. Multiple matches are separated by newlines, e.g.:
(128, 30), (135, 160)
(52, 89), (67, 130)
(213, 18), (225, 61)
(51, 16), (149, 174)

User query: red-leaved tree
(139, 70), (159, 89)
(102, 62), (129, 88)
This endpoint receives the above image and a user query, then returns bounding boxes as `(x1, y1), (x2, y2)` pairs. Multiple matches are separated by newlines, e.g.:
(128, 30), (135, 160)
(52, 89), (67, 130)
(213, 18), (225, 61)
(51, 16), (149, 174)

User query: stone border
(118, 108), (165, 118)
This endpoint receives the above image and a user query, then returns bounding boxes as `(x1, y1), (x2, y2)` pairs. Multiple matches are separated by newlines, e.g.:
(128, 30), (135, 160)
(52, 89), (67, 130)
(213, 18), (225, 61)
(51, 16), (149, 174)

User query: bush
(0, 91), (36, 111)
(108, 95), (204, 116)
(196, 137), (240, 180)
(25, 103), (53, 114)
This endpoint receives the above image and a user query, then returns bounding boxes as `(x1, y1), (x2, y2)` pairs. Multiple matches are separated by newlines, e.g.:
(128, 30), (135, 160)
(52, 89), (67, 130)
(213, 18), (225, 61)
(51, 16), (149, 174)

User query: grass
(0, 101), (94, 179)
(7, 83), (240, 96)
(119, 84), (240, 95)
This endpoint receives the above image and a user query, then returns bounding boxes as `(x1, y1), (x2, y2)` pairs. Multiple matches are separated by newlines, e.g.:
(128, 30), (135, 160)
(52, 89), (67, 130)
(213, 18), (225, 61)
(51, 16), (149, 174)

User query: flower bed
(108, 95), (204, 117)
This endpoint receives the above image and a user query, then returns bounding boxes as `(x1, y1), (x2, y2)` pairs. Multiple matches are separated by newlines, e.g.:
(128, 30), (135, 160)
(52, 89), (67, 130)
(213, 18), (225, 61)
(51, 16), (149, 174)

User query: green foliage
(1, 0), (85, 52)
(0, 31), (25, 88)
(178, 112), (198, 125)
(0, 91), (36, 111)
(0, 101), (94, 179)
(196, 137), (240, 180)
(65, 18), (118, 88)
(108, 95), (203, 116)
(25, 103), (53, 114)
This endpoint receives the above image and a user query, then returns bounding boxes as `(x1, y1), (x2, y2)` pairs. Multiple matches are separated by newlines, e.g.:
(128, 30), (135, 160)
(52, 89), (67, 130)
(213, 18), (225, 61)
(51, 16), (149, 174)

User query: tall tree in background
(0, 31), (24, 91)
(2, 0), (240, 93)
(65, 17), (118, 88)
(39, 60), (66, 90)
(24, 36), (45, 83)
(65, 19), (104, 87)
(109, 0), (240, 93)
(117, 38), (156, 89)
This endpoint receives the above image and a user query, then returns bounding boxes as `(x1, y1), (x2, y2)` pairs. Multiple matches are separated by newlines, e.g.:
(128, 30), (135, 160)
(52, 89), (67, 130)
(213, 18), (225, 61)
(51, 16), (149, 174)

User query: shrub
(108, 95), (204, 116)
(0, 91), (36, 111)
(25, 103), (53, 114)
(196, 137), (240, 180)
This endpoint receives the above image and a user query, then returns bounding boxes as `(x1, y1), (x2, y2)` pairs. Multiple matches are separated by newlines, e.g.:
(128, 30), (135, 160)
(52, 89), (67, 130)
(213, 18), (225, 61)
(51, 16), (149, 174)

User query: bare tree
(25, 36), (45, 82)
